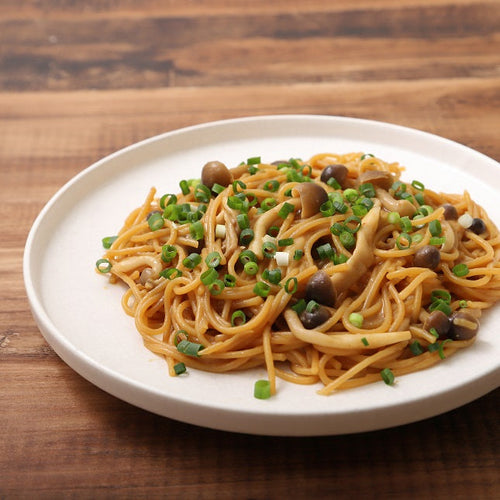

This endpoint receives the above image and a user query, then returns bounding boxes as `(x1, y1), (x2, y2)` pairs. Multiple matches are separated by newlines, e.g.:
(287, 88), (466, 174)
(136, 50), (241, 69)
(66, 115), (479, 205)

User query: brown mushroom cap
(358, 170), (394, 190)
(424, 310), (451, 339)
(201, 161), (233, 190)
(414, 245), (441, 270)
(320, 164), (349, 188)
(441, 203), (458, 221)
(306, 270), (337, 307)
(293, 183), (329, 218)
(448, 311), (479, 340)
(300, 306), (331, 329)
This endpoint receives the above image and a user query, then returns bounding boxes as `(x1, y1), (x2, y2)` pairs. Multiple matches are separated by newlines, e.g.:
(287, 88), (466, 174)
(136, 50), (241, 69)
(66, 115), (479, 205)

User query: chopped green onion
(239, 228), (255, 246)
(174, 362), (186, 375)
(387, 212), (401, 225)
(351, 204), (368, 217)
(429, 236), (446, 246)
(176, 339), (204, 357)
(205, 251), (222, 268)
(320, 200), (335, 217)
(254, 379), (271, 399)
(410, 340), (424, 356)
(227, 195), (245, 211)
(278, 202), (295, 219)
(183, 253), (202, 269)
(316, 243), (335, 260)
(412, 233), (423, 243)
(452, 263), (469, 277)
(232, 180), (246, 194)
(431, 289), (451, 304)
(262, 241), (277, 258)
(291, 298), (306, 314)
(237, 213), (250, 229)
(330, 222), (344, 236)
(284, 277), (298, 294)
(278, 238), (294, 247)
(293, 249), (304, 260)
(160, 193), (177, 208)
(359, 183), (376, 198)
(306, 300), (319, 313)
(148, 212), (164, 231)
(326, 177), (341, 189)
(231, 310), (247, 326)
(260, 197), (277, 212)
(189, 221), (204, 240)
(102, 236), (117, 249)
(239, 249), (258, 265)
(357, 197), (374, 210)
(429, 220), (442, 237)
(399, 216), (413, 233)
(254, 281), (271, 298)
(343, 215), (362, 233)
(340, 231), (356, 249)
(248, 165), (259, 175)
(267, 226), (280, 237)
(208, 279), (225, 296)
(161, 244), (177, 263)
(211, 183), (225, 195)
(194, 184), (211, 203)
(247, 156), (261, 165)
(244, 261), (259, 276)
(224, 274), (236, 287)
(360, 153), (374, 160)
(380, 368), (395, 385)
(265, 268), (282, 284)
(263, 180), (280, 192)
(361, 337), (369, 346)
(428, 299), (452, 316)
(179, 180), (190, 195)
(96, 258), (112, 273)
(429, 327), (439, 338)
(200, 268), (218, 285)
(160, 267), (182, 280)
(414, 192), (425, 205)
(396, 233), (412, 250)
(459, 300), (468, 308)
(343, 188), (359, 203)
(411, 180), (425, 191)
(174, 330), (188, 346)
(348, 312), (363, 328)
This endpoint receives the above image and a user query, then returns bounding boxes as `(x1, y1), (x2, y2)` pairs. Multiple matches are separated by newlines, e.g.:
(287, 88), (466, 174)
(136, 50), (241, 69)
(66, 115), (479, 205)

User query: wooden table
(1, 1), (499, 497)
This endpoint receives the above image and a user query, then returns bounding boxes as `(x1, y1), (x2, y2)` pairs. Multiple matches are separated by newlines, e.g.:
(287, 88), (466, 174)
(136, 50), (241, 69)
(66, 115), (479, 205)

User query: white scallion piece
(275, 251), (289, 267)
(458, 213), (473, 229)
(215, 224), (226, 239)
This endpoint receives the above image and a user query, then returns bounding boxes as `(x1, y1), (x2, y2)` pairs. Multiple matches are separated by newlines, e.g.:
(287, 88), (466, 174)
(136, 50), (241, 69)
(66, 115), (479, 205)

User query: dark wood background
(1, 1), (499, 497)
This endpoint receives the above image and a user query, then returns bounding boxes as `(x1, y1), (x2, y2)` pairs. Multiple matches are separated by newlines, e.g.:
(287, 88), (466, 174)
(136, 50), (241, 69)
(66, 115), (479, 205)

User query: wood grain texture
(1, 0), (499, 497)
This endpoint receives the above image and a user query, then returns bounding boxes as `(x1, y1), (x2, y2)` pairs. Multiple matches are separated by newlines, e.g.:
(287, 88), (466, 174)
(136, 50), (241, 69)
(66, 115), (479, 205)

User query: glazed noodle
(96, 153), (500, 396)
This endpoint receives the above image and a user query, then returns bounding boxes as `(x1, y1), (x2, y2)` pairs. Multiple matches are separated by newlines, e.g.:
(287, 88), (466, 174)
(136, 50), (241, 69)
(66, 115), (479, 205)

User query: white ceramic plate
(24, 115), (500, 436)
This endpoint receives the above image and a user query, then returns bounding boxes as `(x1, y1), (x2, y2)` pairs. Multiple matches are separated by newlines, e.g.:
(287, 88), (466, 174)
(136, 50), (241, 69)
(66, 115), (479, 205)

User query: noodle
(97, 152), (500, 396)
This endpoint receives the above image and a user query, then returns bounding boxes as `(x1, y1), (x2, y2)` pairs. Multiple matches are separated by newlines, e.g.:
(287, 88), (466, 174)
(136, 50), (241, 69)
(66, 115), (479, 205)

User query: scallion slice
(254, 379), (271, 399)
(452, 263), (469, 277)
(102, 236), (117, 249)
(176, 339), (204, 357)
(96, 258), (112, 273)
(231, 310), (247, 326)
(183, 253), (202, 269)
(189, 221), (204, 240)
(147, 212), (164, 231)
(174, 362), (186, 375)
(253, 281), (270, 298)
(161, 244), (177, 263)
(205, 251), (222, 268)
(208, 279), (225, 296)
(200, 268), (218, 285)
(284, 277), (298, 294)
(380, 368), (395, 385)
(244, 261), (258, 276)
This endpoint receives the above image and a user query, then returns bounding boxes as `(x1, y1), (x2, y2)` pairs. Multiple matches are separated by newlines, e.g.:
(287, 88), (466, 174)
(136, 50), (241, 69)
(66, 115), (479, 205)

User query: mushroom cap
(293, 183), (329, 218)
(201, 161), (233, 190)
(306, 270), (337, 307)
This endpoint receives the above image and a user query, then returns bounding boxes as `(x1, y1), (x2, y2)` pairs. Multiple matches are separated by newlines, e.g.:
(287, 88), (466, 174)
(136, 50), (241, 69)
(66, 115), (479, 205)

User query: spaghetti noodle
(96, 152), (500, 396)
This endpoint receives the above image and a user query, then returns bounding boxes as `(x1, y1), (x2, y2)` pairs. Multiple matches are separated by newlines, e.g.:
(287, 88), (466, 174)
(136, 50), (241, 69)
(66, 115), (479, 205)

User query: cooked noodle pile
(97, 153), (500, 396)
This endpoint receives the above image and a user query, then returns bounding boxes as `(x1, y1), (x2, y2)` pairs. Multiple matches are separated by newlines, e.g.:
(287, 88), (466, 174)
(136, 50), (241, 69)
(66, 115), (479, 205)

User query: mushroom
(424, 310), (450, 339)
(358, 170), (394, 190)
(300, 305), (331, 329)
(441, 203), (458, 220)
(330, 201), (381, 294)
(414, 245), (441, 270)
(376, 188), (415, 217)
(320, 164), (349, 188)
(306, 270), (337, 307)
(469, 217), (487, 235)
(201, 161), (233, 190)
(448, 311), (479, 340)
(293, 183), (328, 218)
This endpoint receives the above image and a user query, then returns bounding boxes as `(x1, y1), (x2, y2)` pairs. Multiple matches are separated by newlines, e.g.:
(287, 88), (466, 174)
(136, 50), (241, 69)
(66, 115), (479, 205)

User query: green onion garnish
(194, 184), (211, 203)
(291, 298), (307, 314)
(260, 197), (277, 212)
(429, 220), (442, 237)
(284, 277), (298, 294)
(211, 183), (225, 195)
(278, 238), (294, 247)
(429, 236), (446, 246)
(224, 274), (237, 287)
(232, 179), (246, 193)
(396, 233), (412, 250)
(176, 339), (204, 357)
(278, 202), (294, 219)
(452, 263), (469, 277)
(183, 253), (202, 269)
(263, 180), (280, 192)
(148, 212), (164, 231)
(179, 180), (190, 195)
(340, 231), (356, 249)
(189, 221), (204, 240)
(253, 281), (271, 298)
(262, 241), (277, 258)
(161, 244), (178, 262)
(428, 299), (452, 316)
(160, 268), (182, 280)
(399, 216), (412, 233)
(359, 183), (376, 198)
(431, 289), (451, 303)
(459, 300), (468, 308)
(174, 362), (186, 375)
(247, 156), (261, 165)
(410, 340), (424, 356)
(264, 268), (281, 284)
(231, 310), (247, 326)
(306, 300), (319, 313)
(205, 251), (221, 268)
(239, 228), (255, 246)
(96, 258), (112, 273)
(208, 279), (225, 296)
(293, 249), (304, 260)
(244, 261), (259, 276)
(411, 180), (425, 191)
(102, 236), (117, 249)
(387, 212), (401, 225)
(316, 243), (335, 260)
(349, 312), (363, 328)
(200, 268), (218, 285)
(239, 249), (258, 265)
(343, 188), (359, 203)
(380, 368), (395, 385)
(237, 213), (250, 230)
(254, 379), (271, 399)
(361, 337), (369, 346)
(160, 193), (177, 208)
(343, 215), (362, 233)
